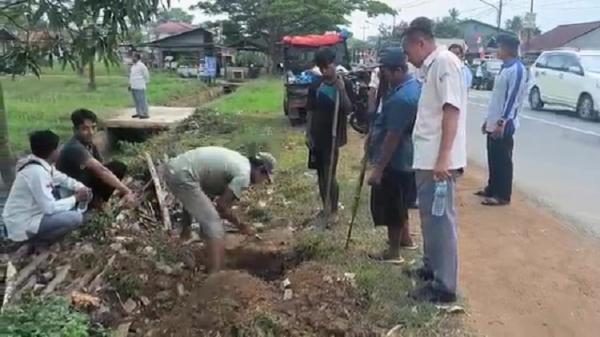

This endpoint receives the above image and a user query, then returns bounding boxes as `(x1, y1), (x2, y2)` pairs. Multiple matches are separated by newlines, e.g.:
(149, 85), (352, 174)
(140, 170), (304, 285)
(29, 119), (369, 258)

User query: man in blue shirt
(367, 47), (422, 261)
(476, 33), (527, 206)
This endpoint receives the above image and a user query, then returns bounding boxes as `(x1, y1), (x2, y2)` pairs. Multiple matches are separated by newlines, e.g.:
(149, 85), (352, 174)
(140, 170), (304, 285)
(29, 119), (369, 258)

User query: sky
(173, 0), (600, 39)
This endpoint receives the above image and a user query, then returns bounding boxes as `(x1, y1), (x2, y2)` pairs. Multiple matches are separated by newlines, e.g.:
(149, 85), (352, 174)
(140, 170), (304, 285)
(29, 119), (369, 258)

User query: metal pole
(527, 0), (534, 46)
(497, 0), (503, 32)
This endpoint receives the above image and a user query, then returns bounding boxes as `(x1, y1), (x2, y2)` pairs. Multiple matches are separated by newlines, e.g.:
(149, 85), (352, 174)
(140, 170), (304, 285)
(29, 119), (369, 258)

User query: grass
(1, 68), (205, 153)
(112, 78), (472, 336)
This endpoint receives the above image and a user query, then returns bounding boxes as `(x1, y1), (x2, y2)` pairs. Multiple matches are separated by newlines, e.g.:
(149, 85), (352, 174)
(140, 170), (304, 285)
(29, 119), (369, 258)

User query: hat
(255, 152), (277, 181)
(378, 47), (407, 68)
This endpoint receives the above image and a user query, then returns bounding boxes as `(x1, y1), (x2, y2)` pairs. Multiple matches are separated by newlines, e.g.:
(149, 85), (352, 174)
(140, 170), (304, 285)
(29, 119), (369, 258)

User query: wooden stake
(42, 264), (71, 296)
(145, 152), (172, 231)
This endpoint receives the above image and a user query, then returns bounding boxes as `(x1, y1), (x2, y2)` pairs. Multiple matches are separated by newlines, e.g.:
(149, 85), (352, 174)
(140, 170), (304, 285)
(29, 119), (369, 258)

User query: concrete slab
(103, 106), (196, 130)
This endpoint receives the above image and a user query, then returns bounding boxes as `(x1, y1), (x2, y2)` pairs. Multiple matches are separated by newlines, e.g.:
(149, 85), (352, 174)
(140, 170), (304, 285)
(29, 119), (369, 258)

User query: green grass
(112, 78), (473, 336)
(2, 69), (205, 153)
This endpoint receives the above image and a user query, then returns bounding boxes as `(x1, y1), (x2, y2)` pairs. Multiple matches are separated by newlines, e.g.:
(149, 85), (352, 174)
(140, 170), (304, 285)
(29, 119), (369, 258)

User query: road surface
(467, 90), (600, 236)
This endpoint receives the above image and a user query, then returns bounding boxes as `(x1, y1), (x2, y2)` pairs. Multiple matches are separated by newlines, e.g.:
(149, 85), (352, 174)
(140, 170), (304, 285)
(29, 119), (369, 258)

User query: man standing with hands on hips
(129, 53), (150, 119)
(402, 17), (467, 303)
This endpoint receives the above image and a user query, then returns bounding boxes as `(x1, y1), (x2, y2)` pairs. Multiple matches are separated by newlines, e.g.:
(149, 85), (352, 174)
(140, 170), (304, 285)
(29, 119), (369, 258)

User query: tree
(0, 0), (168, 185)
(434, 8), (463, 39)
(156, 8), (194, 23)
(505, 15), (541, 36)
(194, 0), (395, 70)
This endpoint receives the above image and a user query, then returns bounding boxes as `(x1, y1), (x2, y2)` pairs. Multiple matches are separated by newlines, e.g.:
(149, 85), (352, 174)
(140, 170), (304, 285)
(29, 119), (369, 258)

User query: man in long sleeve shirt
(129, 53), (150, 119)
(477, 34), (527, 206)
(3, 131), (91, 244)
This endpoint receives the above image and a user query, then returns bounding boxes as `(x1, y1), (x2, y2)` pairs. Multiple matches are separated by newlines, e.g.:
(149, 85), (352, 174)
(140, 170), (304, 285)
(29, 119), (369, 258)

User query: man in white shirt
(3, 131), (91, 244)
(129, 53), (150, 119)
(402, 17), (467, 303)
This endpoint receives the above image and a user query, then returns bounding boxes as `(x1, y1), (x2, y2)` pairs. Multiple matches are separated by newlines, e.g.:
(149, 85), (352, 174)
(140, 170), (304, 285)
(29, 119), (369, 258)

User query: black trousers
(486, 134), (514, 202)
(309, 147), (339, 213)
(86, 160), (128, 203)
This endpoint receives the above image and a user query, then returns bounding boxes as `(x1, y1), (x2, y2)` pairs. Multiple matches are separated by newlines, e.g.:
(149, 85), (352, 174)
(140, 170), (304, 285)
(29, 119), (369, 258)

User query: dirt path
(457, 167), (600, 337)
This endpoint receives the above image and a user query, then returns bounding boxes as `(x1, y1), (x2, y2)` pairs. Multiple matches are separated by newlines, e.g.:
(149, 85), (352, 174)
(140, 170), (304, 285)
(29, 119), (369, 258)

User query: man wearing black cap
(367, 47), (421, 262)
(476, 33), (527, 206)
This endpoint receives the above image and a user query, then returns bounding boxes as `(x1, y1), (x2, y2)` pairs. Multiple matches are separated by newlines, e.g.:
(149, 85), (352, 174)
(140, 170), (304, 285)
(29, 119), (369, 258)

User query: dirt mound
(154, 270), (278, 336)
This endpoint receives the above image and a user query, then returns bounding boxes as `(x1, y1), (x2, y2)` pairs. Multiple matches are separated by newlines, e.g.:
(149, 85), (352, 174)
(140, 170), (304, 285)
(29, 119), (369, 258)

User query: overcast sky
(173, 0), (600, 39)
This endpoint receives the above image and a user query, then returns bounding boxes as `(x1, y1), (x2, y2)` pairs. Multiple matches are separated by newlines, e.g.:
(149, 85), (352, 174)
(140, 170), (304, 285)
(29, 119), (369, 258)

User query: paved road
(467, 90), (600, 236)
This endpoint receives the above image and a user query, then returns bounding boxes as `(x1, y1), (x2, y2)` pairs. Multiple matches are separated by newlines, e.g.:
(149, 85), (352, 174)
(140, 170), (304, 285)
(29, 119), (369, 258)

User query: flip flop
(381, 256), (405, 265)
(401, 244), (419, 251)
(481, 197), (509, 206)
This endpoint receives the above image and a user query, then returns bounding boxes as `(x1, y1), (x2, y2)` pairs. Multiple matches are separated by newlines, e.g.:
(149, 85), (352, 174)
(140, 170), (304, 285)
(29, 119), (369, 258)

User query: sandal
(481, 197), (509, 206)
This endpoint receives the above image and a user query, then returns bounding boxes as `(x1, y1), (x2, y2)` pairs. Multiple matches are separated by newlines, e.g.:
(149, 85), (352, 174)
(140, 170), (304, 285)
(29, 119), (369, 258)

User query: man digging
(163, 146), (276, 273)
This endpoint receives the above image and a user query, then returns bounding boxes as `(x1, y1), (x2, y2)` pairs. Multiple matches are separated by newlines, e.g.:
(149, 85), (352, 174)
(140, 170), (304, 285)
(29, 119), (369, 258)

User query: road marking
(468, 102), (600, 138)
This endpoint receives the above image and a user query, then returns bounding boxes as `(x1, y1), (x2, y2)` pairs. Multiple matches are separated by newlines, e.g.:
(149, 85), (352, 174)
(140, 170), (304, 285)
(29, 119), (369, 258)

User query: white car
(529, 50), (600, 120)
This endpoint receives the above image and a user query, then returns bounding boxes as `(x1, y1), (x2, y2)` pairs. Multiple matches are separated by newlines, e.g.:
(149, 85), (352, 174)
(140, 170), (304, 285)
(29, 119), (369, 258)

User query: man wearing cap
(402, 17), (467, 303)
(367, 47), (421, 263)
(163, 146), (276, 273)
(476, 33), (527, 206)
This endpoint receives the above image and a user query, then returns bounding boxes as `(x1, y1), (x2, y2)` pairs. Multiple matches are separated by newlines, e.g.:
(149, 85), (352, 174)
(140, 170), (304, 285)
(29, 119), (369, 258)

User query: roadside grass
(114, 78), (473, 336)
(2, 70), (204, 153)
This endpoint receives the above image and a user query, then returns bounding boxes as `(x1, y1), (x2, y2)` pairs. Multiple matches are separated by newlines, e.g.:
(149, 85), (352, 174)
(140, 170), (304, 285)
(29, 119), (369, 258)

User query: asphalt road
(467, 90), (600, 236)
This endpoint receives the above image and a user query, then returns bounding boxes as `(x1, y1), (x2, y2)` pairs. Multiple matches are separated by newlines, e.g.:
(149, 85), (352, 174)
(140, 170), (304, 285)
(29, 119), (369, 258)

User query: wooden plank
(145, 153), (171, 231)
(13, 252), (49, 288)
(42, 264), (70, 295)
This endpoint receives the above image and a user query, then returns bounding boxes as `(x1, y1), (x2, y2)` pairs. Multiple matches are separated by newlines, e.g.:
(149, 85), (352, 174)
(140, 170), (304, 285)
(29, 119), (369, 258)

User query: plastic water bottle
(431, 180), (448, 217)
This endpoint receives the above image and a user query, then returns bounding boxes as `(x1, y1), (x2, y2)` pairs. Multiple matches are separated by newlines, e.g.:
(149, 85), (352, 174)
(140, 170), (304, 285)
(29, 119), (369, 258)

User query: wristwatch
(496, 119), (506, 127)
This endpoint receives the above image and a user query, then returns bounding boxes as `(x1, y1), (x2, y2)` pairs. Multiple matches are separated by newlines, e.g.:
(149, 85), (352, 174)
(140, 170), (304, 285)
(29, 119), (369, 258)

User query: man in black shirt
(57, 109), (136, 209)
(306, 48), (352, 217)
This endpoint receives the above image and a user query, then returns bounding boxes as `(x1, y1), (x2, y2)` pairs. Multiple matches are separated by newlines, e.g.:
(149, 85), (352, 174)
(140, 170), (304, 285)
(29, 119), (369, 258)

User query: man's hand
(75, 188), (92, 202)
(481, 121), (487, 135)
(335, 76), (346, 90)
(367, 167), (384, 186)
(120, 192), (137, 209)
(491, 123), (505, 139)
(239, 223), (255, 236)
(433, 155), (451, 181)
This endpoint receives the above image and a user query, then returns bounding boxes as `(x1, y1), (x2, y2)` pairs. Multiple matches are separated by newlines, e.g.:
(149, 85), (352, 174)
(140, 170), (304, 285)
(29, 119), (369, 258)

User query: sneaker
(403, 266), (434, 281)
(408, 283), (457, 303)
(139, 115), (150, 120)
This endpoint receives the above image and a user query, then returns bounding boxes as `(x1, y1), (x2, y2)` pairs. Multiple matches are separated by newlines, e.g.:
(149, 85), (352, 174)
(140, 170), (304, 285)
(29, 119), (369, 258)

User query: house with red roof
(524, 21), (600, 53)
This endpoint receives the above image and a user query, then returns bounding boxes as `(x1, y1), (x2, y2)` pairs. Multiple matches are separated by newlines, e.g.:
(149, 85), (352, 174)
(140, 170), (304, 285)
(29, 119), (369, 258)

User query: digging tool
(345, 131), (371, 249)
(318, 81), (341, 229)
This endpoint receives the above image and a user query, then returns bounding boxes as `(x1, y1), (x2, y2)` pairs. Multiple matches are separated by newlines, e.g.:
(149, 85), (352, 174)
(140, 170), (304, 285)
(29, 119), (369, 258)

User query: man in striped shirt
(477, 34), (528, 206)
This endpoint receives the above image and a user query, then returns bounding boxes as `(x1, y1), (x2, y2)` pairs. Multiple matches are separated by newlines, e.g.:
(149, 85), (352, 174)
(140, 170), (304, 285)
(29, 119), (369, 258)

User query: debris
(13, 252), (50, 289)
(155, 290), (171, 301)
(10, 275), (37, 304)
(322, 275), (334, 284)
(140, 296), (151, 306)
(114, 236), (134, 244)
(114, 321), (132, 337)
(40, 271), (54, 284)
(252, 222), (265, 231)
(1, 261), (17, 311)
(42, 264), (71, 295)
(436, 305), (466, 314)
(142, 246), (156, 257)
(385, 324), (403, 337)
(155, 262), (174, 275)
(89, 255), (116, 293)
(182, 231), (201, 245)
(343, 272), (356, 286)
(145, 152), (172, 231)
(80, 243), (95, 255)
(110, 243), (124, 252)
(70, 291), (101, 310)
(180, 249), (196, 270)
(258, 200), (267, 208)
(139, 274), (149, 282)
(283, 289), (293, 301)
(122, 298), (138, 314)
(281, 278), (291, 290)
(177, 283), (185, 297)
(156, 276), (172, 290)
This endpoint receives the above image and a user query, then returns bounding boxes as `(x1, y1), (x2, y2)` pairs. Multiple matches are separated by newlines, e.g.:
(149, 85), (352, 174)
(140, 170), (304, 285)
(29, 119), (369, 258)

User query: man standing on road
(129, 53), (150, 119)
(305, 48), (352, 219)
(476, 34), (527, 206)
(163, 146), (275, 273)
(449, 44), (473, 89)
(402, 17), (467, 303)
(367, 48), (421, 263)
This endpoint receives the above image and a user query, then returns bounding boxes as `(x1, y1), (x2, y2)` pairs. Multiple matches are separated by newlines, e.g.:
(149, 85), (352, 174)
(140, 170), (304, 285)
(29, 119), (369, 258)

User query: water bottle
(431, 180), (448, 217)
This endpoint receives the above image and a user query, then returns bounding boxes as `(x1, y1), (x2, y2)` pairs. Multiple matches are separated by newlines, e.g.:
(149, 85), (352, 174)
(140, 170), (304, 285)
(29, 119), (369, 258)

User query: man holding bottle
(402, 17), (467, 303)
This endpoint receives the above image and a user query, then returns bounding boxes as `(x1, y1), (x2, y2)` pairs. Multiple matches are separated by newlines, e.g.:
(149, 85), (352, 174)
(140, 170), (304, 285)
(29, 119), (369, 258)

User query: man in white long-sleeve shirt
(129, 53), (150, 119)
(2, 130), (91, 244)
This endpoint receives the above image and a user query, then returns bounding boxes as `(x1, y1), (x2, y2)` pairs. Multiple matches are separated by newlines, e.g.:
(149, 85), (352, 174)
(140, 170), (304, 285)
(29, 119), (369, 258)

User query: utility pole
(527, 0), (534, 45)
(478, 0), (503, 32)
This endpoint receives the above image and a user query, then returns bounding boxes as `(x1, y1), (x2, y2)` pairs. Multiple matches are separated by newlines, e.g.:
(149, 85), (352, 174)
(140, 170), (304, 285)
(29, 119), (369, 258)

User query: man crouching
(163, 146), (276, 273)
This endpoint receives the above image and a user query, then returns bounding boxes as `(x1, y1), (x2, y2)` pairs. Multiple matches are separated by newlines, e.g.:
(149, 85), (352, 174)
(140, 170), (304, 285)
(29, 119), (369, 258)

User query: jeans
(28, 211), (84, 244)
(131, 89), (149, 117)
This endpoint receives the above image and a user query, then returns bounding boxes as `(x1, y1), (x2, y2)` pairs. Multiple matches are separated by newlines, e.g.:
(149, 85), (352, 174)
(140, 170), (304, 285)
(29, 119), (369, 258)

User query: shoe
(408, 283), (457, 303)
(131, 114), (140, 118)
(139, 115), (150, 119)
(403, 266), (434, 281)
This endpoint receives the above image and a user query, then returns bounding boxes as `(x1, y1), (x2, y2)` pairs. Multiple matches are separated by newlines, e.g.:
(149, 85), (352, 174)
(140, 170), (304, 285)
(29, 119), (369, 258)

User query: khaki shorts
(163, 164), (224, 240)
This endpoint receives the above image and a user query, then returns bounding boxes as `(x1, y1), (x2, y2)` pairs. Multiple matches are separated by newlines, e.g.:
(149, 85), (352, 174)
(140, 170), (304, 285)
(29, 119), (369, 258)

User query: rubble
(70, 291), (101, 310)
(122, 298), (138, 314)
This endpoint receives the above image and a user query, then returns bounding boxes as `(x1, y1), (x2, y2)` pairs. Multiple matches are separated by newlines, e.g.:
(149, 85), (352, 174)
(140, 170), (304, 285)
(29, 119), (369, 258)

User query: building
(524, 21), (600, 53)
(153, 21), (195, 40)
(458, 19), (512, 59)
(145, 26), (215, 68)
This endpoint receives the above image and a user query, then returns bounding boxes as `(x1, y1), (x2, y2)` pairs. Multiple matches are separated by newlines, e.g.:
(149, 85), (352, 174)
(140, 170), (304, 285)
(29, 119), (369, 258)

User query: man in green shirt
(163, 146), (276, 273)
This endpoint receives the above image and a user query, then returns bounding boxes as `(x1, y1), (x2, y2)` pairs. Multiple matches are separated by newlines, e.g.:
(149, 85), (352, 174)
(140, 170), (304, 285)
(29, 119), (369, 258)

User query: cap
(255, 152), (277, 182)
(378, 47), (407, 68)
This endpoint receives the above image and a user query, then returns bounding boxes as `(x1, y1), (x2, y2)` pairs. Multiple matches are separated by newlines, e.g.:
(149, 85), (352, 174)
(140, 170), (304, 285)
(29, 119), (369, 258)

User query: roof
(154, 21), (195, 35)
(145, 26), (213, 47)
(525, 21), (600, 52)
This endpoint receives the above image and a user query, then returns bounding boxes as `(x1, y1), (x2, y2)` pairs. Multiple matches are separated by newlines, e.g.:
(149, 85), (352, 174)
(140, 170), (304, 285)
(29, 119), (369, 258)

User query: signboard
(203, 56), (217, 78)
(524, 12), (537, 30)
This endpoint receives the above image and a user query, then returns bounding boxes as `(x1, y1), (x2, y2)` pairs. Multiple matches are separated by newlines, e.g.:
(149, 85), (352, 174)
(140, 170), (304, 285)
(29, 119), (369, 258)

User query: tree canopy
(434, 8), (463, 39)
(156, 7), (194, 24)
